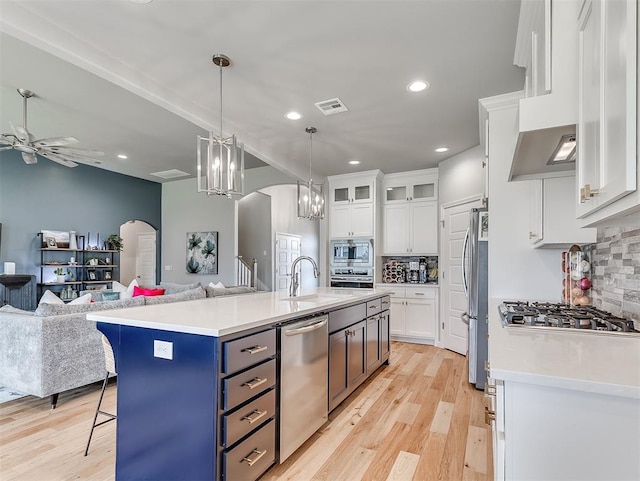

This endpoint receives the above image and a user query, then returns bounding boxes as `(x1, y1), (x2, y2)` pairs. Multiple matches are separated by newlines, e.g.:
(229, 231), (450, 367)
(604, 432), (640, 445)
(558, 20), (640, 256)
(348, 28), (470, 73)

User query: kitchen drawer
(329, 303), (366, 333)
(380, 295), (391, 312)
(404, 287), (436, 299)
(379, 286), (405, 298)
(222, 388), (276, 448)
(366, 297), (382, 316)
(222, 329), (276, 374)
(222, 359), (276, 411)
(222, 418), (275, 481)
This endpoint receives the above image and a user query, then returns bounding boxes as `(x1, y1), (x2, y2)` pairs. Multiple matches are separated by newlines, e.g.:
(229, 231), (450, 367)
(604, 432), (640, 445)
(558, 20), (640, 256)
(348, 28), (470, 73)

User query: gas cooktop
(498, 301), (640, 336)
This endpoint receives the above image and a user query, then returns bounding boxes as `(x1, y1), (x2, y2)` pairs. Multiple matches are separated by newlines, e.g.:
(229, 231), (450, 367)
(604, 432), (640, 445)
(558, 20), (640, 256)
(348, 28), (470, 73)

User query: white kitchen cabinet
(576, 0), (638, 224)
(383, 201), (437, 255)
(383, 285), (438, 343)
(514, 0), (551, 97)
(487, 377), (640, 481)
(329, 203), (374, 238)
(528, 176), (596, 247)
(328, 170), (382, 239)
(383, 169), (438, 204)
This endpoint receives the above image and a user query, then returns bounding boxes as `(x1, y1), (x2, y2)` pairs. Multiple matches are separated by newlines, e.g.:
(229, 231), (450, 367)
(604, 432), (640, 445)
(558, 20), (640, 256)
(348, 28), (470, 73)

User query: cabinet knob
(529, 231), (538, 239)
(580, 184), (599, 203)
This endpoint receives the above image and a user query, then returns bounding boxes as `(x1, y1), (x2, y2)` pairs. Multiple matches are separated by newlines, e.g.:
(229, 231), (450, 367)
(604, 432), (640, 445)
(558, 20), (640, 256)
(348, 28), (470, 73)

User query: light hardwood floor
(0, 342), (492, 481)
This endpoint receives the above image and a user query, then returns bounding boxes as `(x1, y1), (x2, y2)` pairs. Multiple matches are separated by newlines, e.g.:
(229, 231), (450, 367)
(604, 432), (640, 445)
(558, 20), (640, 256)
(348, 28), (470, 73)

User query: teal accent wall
(0, 150), (162, 280)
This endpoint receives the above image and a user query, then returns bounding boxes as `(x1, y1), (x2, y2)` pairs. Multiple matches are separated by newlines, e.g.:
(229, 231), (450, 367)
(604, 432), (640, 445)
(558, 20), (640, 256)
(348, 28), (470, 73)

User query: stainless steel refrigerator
(462, 207), (488, 391)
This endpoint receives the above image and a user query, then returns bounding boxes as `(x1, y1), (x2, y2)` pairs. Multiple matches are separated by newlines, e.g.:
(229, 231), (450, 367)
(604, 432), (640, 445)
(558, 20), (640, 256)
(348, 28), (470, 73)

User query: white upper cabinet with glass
(576, 0), (638, 225)
(382, 169), (438, 204)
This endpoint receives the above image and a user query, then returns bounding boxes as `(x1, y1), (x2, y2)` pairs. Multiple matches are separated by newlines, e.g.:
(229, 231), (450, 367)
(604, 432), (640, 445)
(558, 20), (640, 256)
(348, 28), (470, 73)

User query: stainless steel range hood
(508, 0), (579, 182)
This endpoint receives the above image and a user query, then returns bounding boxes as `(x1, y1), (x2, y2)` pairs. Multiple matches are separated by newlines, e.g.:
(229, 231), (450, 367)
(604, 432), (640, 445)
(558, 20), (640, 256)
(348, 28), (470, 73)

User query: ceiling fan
(0, 88), (104, 168)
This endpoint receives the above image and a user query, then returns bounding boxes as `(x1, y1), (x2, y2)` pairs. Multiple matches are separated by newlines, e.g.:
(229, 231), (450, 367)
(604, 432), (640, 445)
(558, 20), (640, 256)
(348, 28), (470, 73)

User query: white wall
(162, 178), (237, 286)
(438, 145), (485, 206)
(238, 192), (272, 289)
(487, 100), (564, 300)
(244, 165), (297, 193)
(261, 184), (320, 291)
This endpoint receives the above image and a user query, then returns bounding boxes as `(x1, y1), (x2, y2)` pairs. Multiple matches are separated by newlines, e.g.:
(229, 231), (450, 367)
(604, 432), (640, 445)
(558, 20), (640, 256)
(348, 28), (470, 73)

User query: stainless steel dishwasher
(279, 314), (328, 462)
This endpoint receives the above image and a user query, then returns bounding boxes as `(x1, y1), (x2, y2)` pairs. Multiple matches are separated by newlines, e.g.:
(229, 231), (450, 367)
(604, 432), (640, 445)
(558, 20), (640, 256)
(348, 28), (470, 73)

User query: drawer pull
(241, 409), (268, 424)
(242, 448), (267, 466)
(382, 300), (390, 306)
(369, 305), (378, 309)
(242, 345), (268, 355)
(414, 292), (425, 296)
(241, 377), (268, 390)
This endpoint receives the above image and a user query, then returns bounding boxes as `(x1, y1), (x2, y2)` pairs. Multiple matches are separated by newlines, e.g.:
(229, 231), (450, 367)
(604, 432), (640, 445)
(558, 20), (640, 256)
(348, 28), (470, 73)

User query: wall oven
(329, 267), (374, 289)
(330, 238), (373, 267)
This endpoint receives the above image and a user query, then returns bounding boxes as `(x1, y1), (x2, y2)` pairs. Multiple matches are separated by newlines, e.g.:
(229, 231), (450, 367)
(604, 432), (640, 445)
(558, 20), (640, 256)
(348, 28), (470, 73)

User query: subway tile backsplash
(589, 226), (640, 327)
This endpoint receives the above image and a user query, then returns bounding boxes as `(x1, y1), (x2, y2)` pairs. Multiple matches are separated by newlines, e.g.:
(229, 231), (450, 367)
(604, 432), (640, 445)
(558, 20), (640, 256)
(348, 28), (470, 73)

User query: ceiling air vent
(150, 169), (189, 179)
(314, 98), (348, 116)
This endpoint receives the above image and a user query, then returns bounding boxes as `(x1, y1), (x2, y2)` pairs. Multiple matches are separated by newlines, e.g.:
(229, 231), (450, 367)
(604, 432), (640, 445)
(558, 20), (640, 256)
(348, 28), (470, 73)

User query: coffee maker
(408, 261), (419, 283)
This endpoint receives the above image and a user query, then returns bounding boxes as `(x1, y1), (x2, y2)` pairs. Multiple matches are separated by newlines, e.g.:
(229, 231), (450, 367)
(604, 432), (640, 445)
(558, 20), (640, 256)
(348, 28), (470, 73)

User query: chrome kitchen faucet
(289, 256), (320, 297)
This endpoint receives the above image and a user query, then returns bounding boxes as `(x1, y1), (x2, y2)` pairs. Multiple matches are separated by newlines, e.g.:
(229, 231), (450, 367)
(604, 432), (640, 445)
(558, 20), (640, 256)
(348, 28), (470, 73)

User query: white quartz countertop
(488, 298), (640, 399)
(86, 287), (388, 337)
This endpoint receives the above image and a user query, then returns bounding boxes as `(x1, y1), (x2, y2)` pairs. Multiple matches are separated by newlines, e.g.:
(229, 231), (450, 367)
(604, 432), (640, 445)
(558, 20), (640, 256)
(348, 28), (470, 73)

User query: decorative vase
(69, 231), (78, 250)
(57, 275), (67, 283)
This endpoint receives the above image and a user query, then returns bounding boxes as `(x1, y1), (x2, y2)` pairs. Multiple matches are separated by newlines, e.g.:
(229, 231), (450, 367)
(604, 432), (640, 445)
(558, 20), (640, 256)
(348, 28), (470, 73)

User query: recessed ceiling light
(348, 160), (361, 165)
(117, 154), (128, 159)
(129, 0), (153, 4)
(435, 147), (450, 153)
(285, 111), (302, 120)
(407, 80), (429, 92)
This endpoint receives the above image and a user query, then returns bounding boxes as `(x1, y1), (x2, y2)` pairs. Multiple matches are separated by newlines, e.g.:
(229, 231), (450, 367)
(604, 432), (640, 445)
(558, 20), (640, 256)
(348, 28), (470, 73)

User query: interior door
(136, 234), (156, 286)
(440, 198), (483, 354)
(274, 233), (301, 293)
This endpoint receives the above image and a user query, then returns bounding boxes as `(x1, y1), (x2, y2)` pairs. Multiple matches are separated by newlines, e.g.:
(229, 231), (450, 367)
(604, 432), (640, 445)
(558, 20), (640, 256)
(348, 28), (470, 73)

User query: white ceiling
(0, 0), (524, 184)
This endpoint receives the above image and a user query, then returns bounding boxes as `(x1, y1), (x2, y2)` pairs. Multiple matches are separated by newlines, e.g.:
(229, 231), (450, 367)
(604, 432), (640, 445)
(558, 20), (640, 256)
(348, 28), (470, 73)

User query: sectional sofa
(0, 284), (256, 408)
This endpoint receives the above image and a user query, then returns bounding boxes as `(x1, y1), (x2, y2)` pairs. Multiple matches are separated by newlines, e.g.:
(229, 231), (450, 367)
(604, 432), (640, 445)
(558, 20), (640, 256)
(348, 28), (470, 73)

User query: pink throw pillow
(133, 286), (165, 297)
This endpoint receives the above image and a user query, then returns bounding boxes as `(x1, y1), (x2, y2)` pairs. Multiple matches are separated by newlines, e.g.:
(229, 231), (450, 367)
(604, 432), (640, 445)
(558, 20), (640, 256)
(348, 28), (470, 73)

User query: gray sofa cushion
(144, 287), (206, 305)
(0, 305), (35, 315)
(34, 296), (145, 316)
(159, 281), (202, 295)
(204, 286), (257, 297)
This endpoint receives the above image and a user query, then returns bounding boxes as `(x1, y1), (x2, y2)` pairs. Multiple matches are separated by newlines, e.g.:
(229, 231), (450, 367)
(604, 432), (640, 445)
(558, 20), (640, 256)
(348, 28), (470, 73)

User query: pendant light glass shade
(297, 127), (325, 220)
(197, 54), (244, 198)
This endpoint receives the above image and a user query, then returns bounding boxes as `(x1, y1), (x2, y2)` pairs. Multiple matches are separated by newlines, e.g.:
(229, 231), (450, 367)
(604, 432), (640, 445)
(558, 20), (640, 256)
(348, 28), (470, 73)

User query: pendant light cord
(308, 129), (313, 182)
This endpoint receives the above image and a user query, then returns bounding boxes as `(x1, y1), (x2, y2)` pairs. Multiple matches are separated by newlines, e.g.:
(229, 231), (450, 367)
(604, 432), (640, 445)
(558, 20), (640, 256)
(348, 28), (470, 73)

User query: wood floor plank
(385, 450), (420, 481)
(0, 342), (493, 481)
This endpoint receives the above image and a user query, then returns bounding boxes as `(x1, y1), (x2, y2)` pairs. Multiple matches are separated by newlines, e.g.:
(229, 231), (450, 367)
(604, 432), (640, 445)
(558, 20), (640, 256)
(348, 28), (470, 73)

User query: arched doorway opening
(120, 220), (157, 286)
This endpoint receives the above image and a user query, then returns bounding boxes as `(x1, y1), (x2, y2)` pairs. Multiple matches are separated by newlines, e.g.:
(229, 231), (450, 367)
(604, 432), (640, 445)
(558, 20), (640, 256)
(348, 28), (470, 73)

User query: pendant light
(297, 127), (325, 220)
(197, 54), (244, 198)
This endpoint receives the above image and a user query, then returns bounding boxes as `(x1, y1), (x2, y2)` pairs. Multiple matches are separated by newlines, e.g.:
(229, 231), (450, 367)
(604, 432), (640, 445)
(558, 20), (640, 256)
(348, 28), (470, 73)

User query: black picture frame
(104, 271), (112, 280)
(88, 270), (97, 281)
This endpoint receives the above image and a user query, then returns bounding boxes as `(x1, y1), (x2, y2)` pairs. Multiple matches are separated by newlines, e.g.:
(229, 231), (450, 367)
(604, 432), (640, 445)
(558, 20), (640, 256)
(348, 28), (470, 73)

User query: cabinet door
(329, 329), (348, 410)
(329, 205), (351, 238)
(577, 0), (637, 217)
(351, 182), (373, 204)
(380, 311), (390, 362)
(405, 299), (437, 339)
(350, 204), (374, 237)
(389, 299), (406, 336)
(347, 320), (367, 389)
(411, 179), (438, 201)
(383, 204), (409, 254)
(410, 201), (438, 254)
(366, 315), (381, 375)
(331, 185), (351, 204)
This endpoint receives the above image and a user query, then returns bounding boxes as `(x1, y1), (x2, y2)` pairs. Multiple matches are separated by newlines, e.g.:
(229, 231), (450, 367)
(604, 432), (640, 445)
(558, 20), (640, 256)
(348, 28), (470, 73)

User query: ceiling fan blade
(0, 135), (16, 146)
(0, 145), (14, 152)
(32, 136), (79, 147)
(40, 148), (103, 165)
(21, 152), (38, 164)
(47, 146), (104, 157)
(38, 151), (78, 168)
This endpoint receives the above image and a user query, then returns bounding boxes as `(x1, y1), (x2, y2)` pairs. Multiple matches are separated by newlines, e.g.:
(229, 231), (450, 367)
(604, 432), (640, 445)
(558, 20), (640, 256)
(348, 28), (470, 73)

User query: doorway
(120, 220), (157, 286)
(274, 233), (301, 293)
(440, 196), (483, 354)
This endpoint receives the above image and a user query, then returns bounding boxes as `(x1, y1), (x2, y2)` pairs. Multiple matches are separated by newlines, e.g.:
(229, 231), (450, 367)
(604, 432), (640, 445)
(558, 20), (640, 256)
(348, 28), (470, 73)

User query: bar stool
(84, 335), (117, 456)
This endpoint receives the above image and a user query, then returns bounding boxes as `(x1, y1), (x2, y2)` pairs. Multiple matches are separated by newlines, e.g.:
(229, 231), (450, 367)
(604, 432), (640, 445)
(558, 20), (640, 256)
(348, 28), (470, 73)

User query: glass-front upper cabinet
(330, 181), (374, 204)
(383, 169), (438, 204)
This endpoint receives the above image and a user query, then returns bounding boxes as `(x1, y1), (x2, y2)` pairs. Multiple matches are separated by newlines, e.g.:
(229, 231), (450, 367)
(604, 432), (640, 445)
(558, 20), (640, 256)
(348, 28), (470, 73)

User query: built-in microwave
(330, 238), (373, 267)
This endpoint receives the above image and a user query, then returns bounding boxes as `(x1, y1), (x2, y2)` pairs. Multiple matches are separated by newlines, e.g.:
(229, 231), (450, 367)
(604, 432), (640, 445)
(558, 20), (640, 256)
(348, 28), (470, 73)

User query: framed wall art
(186, 231), (218, 275)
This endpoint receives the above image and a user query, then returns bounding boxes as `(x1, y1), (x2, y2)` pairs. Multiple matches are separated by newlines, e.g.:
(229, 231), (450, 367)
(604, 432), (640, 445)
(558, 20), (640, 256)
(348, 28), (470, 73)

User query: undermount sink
(281, 293), (353, 302)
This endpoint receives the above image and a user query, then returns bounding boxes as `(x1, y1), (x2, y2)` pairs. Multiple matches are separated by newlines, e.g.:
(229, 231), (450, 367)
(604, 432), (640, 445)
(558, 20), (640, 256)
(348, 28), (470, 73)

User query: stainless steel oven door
(329, 276), (374, 289)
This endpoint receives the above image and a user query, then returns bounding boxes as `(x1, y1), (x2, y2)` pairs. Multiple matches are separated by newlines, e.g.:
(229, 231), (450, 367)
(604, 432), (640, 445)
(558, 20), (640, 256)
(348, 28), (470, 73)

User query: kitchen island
(87, 287), (390, 481)
(487, 298), (640, 481)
